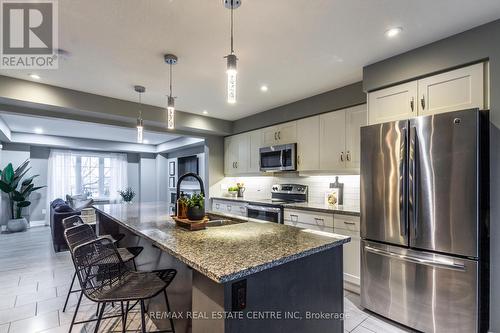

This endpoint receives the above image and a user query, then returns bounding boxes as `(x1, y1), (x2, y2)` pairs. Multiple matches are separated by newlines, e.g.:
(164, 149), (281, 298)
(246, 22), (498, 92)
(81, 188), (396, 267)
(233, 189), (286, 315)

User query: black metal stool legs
(68, 290), (83, 333)
(62, 271), (77, 312)
(140, 300), (147, 333)
(94, 302), (106, 333)
(164, 290), (175, 333)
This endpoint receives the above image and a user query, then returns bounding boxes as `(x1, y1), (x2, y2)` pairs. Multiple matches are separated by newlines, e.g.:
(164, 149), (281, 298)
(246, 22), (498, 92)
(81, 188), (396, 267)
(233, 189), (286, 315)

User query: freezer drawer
(361, 240), (478, 333)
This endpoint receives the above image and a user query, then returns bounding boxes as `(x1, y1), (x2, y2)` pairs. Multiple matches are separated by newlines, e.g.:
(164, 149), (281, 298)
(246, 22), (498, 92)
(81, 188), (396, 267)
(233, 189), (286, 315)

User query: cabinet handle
(232, 162), (235, 168)
(278, 131), (281, 140)
(420, 95), (425, 110)
(290, 214), (298, 222)
(297, 155), (300, 165)
(314, 217), (325, 225)
(343, 221), (356, 225)
(410, 97), (414, 112)
(346, 151), (351, 161)
(274, 132), (278, 141)
(235, 161), (238, 168)
(340, 152), (344, 162)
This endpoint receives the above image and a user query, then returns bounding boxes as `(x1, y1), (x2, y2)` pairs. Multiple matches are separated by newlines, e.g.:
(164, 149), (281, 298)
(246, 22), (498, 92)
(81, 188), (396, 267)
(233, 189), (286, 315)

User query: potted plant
(0, 160), (45, 232)
(227, 186), (239, 197)
(118, 187), (136, 203)
(186, 193), (205, 220)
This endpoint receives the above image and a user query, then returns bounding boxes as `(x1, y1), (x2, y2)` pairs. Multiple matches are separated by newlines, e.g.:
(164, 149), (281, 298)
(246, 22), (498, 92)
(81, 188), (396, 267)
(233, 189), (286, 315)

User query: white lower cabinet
(284, 209), (361, 293)
(211, 199), (247, 217)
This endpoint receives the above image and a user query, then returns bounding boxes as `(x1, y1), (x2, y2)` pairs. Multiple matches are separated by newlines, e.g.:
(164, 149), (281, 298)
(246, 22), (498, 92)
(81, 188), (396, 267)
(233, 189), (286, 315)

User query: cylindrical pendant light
(134, 85), (145, 143)
(224, 0), (241, 104)
(164, 54), (178, 130)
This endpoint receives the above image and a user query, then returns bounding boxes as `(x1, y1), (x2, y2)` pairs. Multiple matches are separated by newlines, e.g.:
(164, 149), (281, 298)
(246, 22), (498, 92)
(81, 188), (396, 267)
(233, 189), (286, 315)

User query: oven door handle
(247, 205), (282, 213)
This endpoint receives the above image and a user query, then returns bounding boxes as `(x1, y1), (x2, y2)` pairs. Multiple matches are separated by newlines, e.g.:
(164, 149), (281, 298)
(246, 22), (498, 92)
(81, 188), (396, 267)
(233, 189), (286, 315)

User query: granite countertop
(211, 196), (360, 216)
(94, 202), (350, 284)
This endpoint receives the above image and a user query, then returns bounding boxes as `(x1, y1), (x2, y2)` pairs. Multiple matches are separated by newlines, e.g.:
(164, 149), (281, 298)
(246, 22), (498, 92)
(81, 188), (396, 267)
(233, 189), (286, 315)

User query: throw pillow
(54, 204), (75, 213)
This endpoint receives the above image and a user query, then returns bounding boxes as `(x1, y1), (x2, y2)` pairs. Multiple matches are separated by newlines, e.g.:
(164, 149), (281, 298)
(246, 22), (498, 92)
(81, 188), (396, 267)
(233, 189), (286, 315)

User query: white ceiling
(1, 0), (500, 121)
(0, 114), (180, 145)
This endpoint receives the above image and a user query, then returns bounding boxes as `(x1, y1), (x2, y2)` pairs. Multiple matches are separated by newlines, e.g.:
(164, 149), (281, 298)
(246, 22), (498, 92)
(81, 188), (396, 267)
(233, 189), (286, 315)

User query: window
(48, 150), (127, 201)
(71, 156), (112, 198)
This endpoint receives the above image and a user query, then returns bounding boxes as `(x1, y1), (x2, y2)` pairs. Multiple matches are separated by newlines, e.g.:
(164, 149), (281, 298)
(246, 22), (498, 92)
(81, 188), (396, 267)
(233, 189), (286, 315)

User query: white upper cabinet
(319, 110), (346, 171)
(262, 121), (297, 146)
(368, 62), (486, 125)
(368, 81), (417, 125)
(297, 116), (320, 171)
(248, 129), (262, 173)
(224, 133), (249, 175)
(418, 62), (484, 116)
(223, 106), (366, 175)
(345, 105), (367, 170)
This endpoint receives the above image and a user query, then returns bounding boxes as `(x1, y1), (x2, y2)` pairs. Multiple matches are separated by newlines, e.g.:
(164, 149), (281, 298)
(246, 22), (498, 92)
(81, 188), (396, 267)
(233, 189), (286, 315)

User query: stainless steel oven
(246, 205), (282, 223)
(259, 143), (296, 172)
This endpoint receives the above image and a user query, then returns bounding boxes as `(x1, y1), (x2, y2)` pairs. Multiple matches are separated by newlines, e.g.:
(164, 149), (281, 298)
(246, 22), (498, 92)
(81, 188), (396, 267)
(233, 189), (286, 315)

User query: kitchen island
(94, 202), (350, 333)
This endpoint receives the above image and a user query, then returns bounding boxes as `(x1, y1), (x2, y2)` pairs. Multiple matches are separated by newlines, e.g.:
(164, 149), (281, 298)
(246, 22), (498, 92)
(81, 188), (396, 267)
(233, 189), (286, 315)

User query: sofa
(50, 197), (93, 252)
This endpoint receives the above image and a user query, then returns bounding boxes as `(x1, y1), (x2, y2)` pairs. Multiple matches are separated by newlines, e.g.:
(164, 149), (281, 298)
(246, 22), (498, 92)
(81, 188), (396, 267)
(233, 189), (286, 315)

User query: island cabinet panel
(193, 247), (344, 333)
(334, 214), (361, 292)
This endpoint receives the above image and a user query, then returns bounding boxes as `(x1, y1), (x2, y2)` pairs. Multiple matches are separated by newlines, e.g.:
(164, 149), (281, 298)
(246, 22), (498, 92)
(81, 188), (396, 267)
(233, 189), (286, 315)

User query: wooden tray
(172, 216), (208, 231)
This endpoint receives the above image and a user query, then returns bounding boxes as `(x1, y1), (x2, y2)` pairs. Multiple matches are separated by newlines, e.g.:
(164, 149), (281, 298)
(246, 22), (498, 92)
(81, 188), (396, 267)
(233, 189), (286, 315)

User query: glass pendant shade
(136, 118), (143, 143)
(167, 96), (175, 130)
(226, 54), (237, 104)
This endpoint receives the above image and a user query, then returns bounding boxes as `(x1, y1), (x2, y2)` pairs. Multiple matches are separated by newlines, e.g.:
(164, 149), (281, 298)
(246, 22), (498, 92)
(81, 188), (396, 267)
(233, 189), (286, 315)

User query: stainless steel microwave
(259, 143), (297, 172)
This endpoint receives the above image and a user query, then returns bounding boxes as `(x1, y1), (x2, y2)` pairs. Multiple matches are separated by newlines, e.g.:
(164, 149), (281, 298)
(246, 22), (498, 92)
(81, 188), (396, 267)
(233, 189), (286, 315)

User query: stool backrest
(72, 237), (129, 299)
(64, 224), (96, 252)
(62, 215), (84, 230)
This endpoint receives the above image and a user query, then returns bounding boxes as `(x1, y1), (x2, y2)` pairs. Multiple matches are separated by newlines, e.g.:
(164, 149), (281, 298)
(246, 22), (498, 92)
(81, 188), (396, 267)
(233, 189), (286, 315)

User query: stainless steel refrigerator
(360, 109), (489, 333)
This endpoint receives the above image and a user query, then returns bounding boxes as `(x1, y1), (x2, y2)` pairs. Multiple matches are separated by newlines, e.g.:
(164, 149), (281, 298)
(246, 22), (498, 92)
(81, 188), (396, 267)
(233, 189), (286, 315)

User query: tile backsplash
(211, 174), (360, 210)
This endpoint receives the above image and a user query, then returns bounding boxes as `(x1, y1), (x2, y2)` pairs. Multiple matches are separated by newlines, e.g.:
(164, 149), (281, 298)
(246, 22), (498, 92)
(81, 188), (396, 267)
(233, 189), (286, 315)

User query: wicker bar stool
(62, 218), (144, 313)
(70, 237), (176, 333)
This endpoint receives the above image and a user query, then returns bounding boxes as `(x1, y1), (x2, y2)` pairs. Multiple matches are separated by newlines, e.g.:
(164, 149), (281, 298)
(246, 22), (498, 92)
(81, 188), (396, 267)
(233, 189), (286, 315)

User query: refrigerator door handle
(364, 245), (466, 272)
(409, 125), (418, 240)
(399, 127), (407, 236)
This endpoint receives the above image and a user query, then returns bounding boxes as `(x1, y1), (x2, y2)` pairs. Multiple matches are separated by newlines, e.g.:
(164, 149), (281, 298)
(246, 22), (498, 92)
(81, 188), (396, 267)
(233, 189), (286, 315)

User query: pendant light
(224, 0), (241, 104)
(164, 54), (178, 130)
(134, 85), (145, 143)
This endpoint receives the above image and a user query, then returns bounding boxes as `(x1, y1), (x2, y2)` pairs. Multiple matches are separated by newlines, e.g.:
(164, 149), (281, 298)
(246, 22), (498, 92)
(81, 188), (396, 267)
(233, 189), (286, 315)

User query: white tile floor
(0, 226), (416, 333)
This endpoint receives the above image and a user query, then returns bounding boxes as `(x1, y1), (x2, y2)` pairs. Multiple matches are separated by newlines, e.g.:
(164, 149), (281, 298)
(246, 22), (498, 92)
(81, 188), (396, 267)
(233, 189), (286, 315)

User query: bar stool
(62, 217), (144, 313)
(70, 237), (176, 333)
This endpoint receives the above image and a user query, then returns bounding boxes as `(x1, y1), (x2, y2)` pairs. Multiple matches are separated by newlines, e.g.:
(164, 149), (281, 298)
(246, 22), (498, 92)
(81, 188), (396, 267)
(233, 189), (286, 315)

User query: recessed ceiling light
(260, 85), (268, 92)
(202, 110), (208, 115)
(143, 139), (149, 144)
(29, 73), (40, 80)
(385, 27), (403, 38)
(34, 128), (43, 134)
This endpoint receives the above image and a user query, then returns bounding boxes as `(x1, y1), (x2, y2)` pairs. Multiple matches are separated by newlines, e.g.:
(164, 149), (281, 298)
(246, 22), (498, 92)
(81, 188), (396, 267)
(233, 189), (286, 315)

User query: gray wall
(232, 82), (366, 134)
(363, 18), (500, 332)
